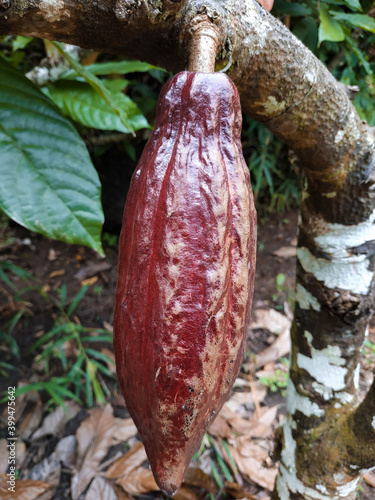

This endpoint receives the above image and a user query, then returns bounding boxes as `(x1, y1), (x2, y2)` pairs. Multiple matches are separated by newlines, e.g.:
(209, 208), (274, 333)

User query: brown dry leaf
(81, 276), (98, 287)
(48, 269), (66, 279)
(208, 414), (232, 439)
(226, 383), (267, 415)
(183, 467), (216, 493)
(32, 401), (80, 440)
(246, 406), (279, 439)
(106, 442), (146, 479)
(272, 246), (297, 258)
(86, 476), (118, 500)
(219, 404), (253, 435)
(75, 262), (111, 280)
(224, 481), (258, 499)
(0, 474), (51, 500)
(229, 439), (277, 490)
(18, 400), (43, 439)
(102, 348), (117, 375)
(174, 485), (201, 500)
(250, 309), (291, 335)
(364, 470), (375, 487)
(249, 327), (290, 371)
(71, 404), (116, 500)
(48, 248), (57, 261)
(116, 467), (158, 495)
(112, 417), (138, 443)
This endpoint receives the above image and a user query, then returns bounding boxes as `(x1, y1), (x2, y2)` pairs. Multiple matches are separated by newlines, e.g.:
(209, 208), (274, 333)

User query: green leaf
(12, 36), (33, 53)
(0, 57), (104, 255)
(322, 0), (362, 12)
(61, 59), (159, 79)
(319, 7), (345, 44)
(331, 12), (375, 31)
(52, 42), (136, 134)
(47, 80), (149, 133)
(273, 0), (312, 16)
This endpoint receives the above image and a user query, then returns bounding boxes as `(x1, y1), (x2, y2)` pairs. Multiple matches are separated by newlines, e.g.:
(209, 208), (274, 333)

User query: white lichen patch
(287, 379), (325, 417)
(315, 208), (375, 255)
(312, 381), (332, 400)
(335, 391), (354, 405)
(39, 0), (70, 22)
(296, 284), (321, 311)
(334, 130), (345, 143)
(297, 331), (347, 392)
(262, 95), (287, 115)
(297, 246), (373, 295)
(372, 416), (375, 430)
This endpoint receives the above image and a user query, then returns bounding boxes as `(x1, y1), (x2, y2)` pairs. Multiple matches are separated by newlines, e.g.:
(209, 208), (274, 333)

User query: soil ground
(0, 208), (374, 499)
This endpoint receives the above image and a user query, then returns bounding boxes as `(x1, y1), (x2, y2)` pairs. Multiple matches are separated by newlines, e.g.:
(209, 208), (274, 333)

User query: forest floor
(0, 210), (374, 500)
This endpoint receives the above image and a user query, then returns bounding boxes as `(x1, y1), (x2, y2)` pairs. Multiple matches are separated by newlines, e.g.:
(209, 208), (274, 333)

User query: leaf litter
(1, 307), (289, 499)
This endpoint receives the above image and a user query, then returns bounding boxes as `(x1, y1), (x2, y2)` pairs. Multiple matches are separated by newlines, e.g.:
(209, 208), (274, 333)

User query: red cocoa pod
(114, 71), (256, 496)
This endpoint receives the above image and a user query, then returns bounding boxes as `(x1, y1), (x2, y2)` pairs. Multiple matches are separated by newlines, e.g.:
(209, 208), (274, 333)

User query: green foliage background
(0, 0), (374, 251)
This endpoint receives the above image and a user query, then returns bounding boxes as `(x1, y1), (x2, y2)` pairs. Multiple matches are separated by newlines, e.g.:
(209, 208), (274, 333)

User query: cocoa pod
(114, 71), (256, 496)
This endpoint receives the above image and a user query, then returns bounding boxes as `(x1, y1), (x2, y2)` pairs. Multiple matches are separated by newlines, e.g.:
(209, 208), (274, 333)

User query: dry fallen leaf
(364, 470), (375, 487)
(0, 474), (51, 500)
(250, 308), (291, 335)
(229, 438), (278, 490)
(225, 383), (267, 416)
(208, 414), (232, 439)
(106, 442), (146, 479)
(272, 246), (297, 258)
(102, 348), (117, 375)
(112, 417), (138, 442)
(32, 401), (80, 440)
(116, 467), (158, 495)
(71, 404), (116, 500)
(224, 481), (258, 499)
(246, 406), (279, 439)
(48, 269), (66, 279)
(25, 455), (61, 487)
(81, 276), (99, 287)
(174, 485), (201, 500)
(18, 400), (43, 439)
(75, 262), (111, 281)
(182, 467), (216, 493)
(86, 476), (118, 500)
(55, 435), (77, 467)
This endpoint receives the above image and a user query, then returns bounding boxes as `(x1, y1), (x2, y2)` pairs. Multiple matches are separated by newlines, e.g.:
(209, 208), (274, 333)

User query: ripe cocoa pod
(114, 71), (256, 496)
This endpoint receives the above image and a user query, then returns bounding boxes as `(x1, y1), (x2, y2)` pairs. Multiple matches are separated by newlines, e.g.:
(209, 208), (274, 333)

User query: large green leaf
(319, 7), (345, 44)
(61, 60), (158, 79)
(0, 57), (104, 255)
(52, 42), (136, 134)
(331, 12), (375, 32)
(47, 80), (149, 133)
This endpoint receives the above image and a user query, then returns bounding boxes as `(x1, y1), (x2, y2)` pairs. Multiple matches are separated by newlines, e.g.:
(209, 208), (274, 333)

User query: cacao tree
(0, 1), (374, 499)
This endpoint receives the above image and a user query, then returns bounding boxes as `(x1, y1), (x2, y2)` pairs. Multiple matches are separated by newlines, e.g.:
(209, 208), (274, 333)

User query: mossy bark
(0, 1), (374, 498)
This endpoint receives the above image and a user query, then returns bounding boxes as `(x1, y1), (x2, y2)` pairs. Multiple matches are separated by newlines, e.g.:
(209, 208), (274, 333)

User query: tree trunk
(1, 1), (374, 498)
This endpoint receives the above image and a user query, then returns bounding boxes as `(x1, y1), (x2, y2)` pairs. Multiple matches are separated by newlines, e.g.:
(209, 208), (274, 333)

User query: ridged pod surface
(114, 71), (256, 496)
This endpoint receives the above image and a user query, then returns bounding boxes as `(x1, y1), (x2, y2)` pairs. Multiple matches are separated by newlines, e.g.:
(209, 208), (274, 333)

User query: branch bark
(0, 1), (374, 499)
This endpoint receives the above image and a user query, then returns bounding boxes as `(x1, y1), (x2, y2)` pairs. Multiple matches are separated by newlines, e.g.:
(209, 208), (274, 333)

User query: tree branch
(1, 0), (374, 204)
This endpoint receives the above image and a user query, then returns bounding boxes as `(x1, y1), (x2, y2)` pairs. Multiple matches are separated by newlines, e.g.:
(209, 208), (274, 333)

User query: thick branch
(0, 0), (374, 208)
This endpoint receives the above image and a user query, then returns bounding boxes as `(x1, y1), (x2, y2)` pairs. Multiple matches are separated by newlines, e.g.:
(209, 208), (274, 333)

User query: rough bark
(0, 1), (374, 499)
